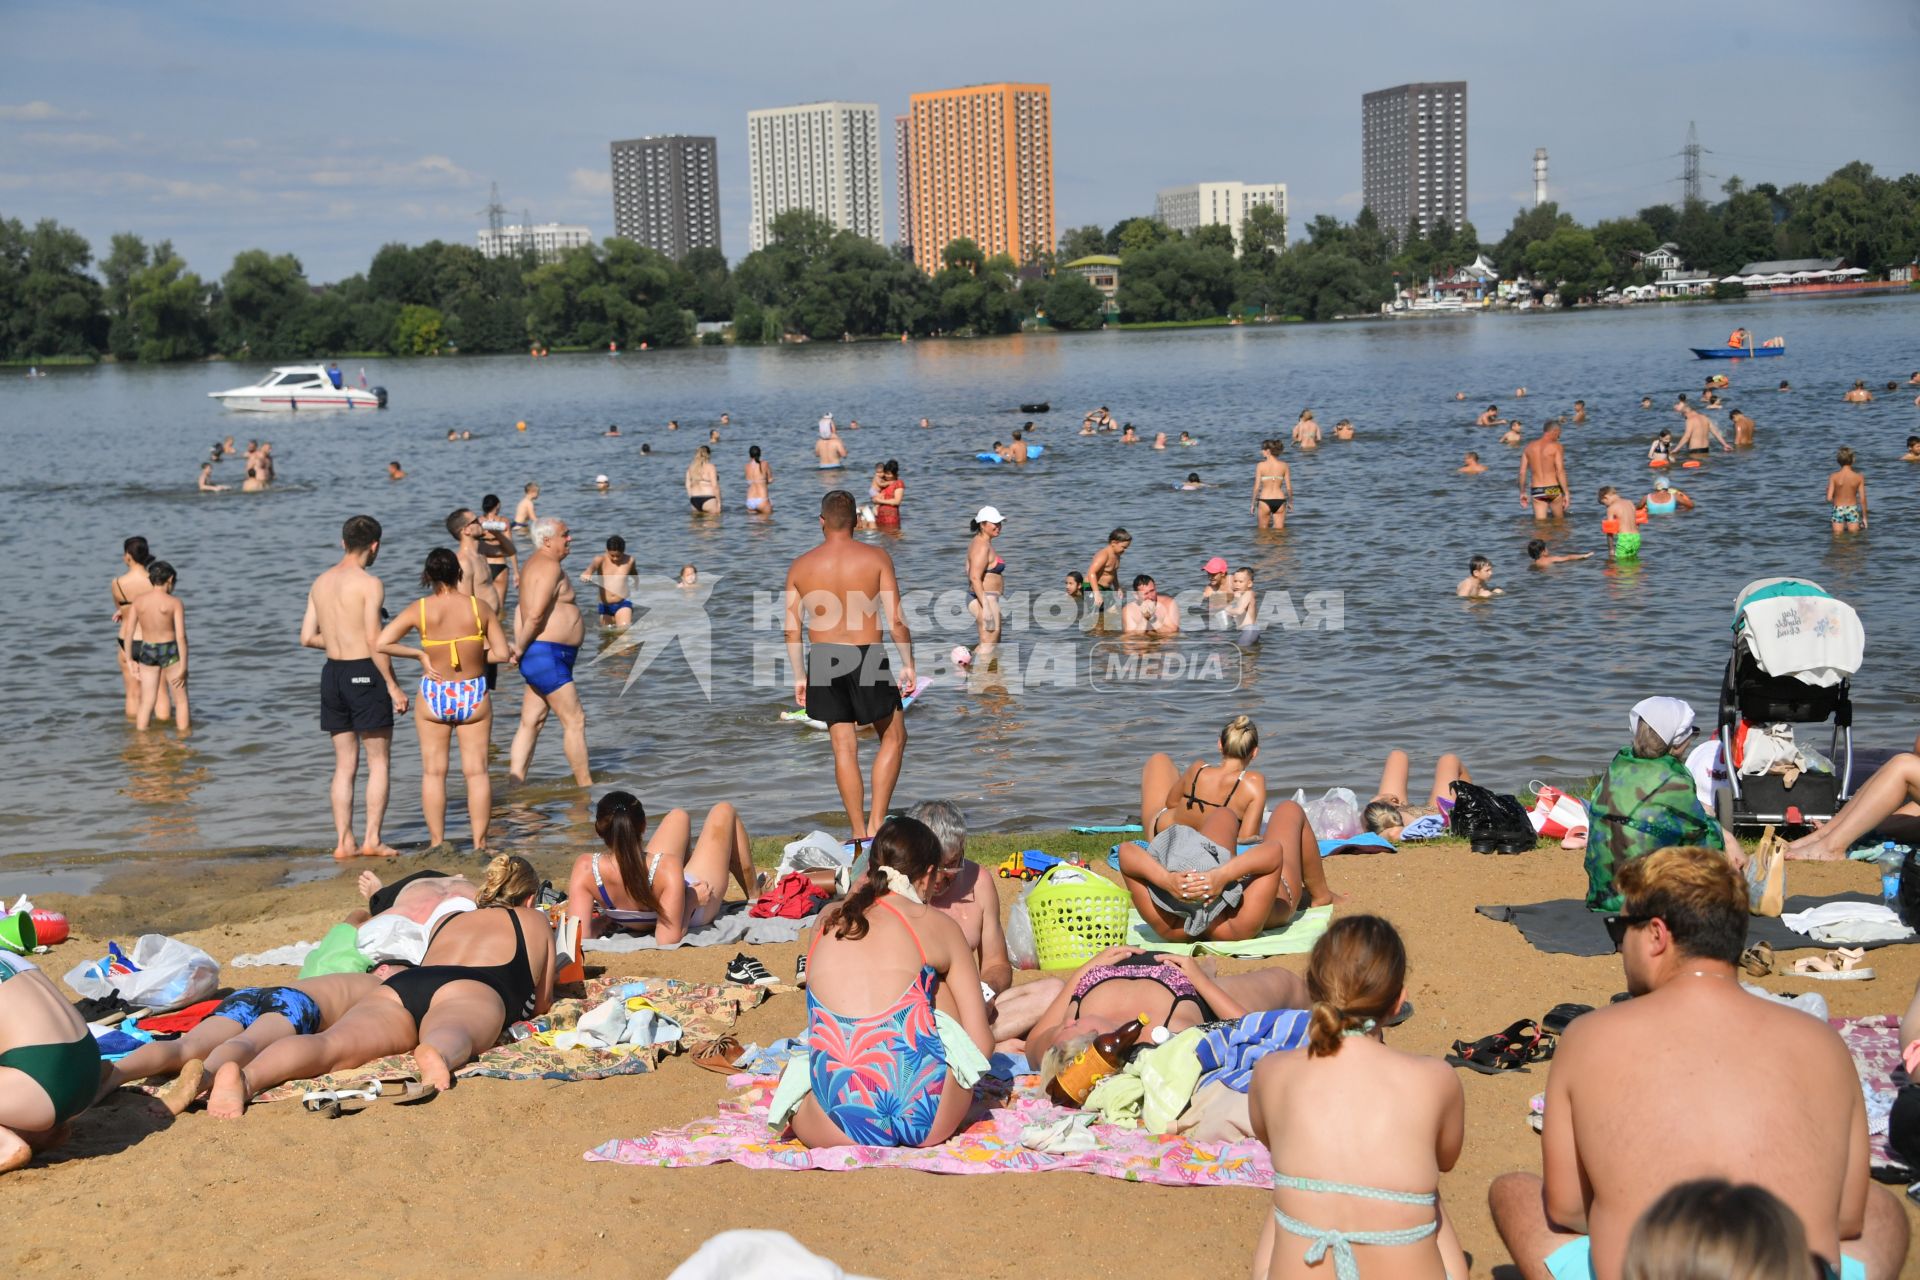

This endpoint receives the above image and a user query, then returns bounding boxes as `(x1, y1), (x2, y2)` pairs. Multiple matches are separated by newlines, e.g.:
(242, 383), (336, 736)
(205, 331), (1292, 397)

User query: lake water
(4, 295), (1916, 861)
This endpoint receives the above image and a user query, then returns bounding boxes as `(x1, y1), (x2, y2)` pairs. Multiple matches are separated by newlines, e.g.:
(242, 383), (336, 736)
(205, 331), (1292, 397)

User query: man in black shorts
(300, 514), (407, 859)
(784, 491), (916, 842)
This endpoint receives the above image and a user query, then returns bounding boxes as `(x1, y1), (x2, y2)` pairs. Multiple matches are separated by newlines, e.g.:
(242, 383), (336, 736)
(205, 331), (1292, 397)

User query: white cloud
(20, 130), (126, 153)
(0, 101), (79, 122)
(309, 154), (478, 188)
(569, 167), (612, 197)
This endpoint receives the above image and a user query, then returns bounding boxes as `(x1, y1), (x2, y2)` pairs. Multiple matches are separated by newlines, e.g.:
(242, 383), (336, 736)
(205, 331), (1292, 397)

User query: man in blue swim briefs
(784, 490), (915, 842)
(1489, 846), (1909, 1280)
(583, 534), (634, 627)
(507, 517), (592, 786)
(301, 514), (408, 859)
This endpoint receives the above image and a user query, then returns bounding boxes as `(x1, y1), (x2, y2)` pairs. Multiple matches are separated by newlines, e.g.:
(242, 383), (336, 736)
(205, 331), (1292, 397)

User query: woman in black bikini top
(1139, 714), (1269, 846)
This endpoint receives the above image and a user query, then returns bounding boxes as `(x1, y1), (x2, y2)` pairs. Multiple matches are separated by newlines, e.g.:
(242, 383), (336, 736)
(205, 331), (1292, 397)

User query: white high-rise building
(747, 102), (883, 252)
(1154, 181), (1287, 250)
(475, 223), (592, 262)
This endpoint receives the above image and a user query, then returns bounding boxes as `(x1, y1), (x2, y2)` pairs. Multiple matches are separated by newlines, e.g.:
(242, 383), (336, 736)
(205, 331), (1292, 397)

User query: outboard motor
(372, 386), (388, 408)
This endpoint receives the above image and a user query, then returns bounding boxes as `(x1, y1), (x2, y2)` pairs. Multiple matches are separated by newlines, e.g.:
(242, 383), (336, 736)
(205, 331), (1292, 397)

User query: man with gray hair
(508, 516), (590, 786)
(908, 799), (1063, 1049)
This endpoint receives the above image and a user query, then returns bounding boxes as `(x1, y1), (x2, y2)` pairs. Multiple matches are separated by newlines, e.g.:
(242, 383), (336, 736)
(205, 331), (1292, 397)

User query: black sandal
(1447, 1019), (1550, 1075)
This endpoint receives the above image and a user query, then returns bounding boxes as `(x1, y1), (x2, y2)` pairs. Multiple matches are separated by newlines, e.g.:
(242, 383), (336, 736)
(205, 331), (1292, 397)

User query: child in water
(1598, 487), (1643, 559)
(677, 564), (698, 587)
(1456, 556), (1503, 598)
(1527, 539), (1593, 568)
(1458, 452), (1487, 475)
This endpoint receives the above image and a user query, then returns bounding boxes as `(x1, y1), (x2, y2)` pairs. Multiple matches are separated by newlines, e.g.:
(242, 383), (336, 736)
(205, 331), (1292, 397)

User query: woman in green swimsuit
(0, 951), (103, 1173)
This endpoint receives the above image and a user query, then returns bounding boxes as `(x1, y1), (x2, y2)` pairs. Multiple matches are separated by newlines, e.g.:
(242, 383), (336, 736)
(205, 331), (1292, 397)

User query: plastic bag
(1301, 787), (1363, 841)
(1006, 878), (1042, 970)
(63, 934), (219, 1012)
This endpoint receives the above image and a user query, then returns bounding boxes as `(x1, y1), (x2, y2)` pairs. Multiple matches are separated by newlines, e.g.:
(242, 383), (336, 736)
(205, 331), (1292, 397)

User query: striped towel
(1195, 1009), (1311, 1093)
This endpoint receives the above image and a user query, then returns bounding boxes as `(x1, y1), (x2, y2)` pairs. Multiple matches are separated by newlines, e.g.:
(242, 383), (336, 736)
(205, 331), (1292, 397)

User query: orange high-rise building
(905, 83), (1054, 274)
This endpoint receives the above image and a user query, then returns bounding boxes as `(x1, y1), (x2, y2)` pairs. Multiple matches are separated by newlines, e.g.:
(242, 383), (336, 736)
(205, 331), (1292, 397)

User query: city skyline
(2, 0), (1916, 281)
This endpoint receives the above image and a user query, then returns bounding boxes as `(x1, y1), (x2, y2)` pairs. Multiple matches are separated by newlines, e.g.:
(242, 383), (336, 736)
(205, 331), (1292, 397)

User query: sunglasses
(1603, 913), (1654, 950)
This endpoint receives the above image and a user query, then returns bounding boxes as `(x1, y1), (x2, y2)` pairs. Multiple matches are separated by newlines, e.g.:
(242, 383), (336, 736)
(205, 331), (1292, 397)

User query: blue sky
(4, 0), (1916, 282)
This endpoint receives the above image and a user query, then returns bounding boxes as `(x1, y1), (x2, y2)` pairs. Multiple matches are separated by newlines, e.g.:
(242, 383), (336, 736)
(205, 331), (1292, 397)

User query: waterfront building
(475, 223), (592, 262)
(746, 102), (883, 252)
(904, 82), (1054, 274)
(609, 135), (721, 259)
(1062, 253), (1121, 315)
(1361, 82), (1467, 243)
(1153, 181), (1287, 250)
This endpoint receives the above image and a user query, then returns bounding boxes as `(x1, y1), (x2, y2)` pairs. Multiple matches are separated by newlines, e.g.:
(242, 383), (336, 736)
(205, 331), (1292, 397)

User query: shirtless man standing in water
(508, 517), (591, 786)
(1674, 396), (1731, 455)
(785, 490), (915, 841)
(1085, 527), (1132, 623)
(1252, 439), (1291, 530)
(300, 515), (407, 859)
(1518, 423), (1571, 520)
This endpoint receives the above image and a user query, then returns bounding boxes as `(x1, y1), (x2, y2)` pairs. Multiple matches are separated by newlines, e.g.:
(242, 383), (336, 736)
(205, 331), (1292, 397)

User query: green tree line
(0, 160), (1912, 361)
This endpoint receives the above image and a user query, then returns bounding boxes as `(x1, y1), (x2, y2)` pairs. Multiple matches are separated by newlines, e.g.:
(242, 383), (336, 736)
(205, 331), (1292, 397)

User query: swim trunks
(1686, 445), (1710, 455)
(519, 640), (579, 698)
(132, 640), (179, 667)
(420, 674), (488, 723)
(1544, 1236), (1858, 1280)
(211, 985), (323, 1035)
(804, 642), (901, 727)
(320, 657), (394, 734)
(597, 599), (631, 618)
(1832, 505), (1861, 524)
(1529, 485), (1565, 502)
(1611, 530), (1641, 559)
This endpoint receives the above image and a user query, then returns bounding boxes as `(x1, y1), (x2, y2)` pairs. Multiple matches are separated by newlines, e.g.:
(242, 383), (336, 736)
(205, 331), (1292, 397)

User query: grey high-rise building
(609, 135), (721, 259)
(1361, 82), (1467, 244)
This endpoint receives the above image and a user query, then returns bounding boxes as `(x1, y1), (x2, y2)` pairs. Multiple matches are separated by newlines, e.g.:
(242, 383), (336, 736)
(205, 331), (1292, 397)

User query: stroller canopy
(1731, 578), (1864, 688)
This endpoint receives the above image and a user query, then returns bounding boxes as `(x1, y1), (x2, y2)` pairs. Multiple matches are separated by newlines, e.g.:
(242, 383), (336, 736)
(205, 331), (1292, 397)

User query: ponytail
(827, 816), (942, 941)
(476, 854), (538, 908)
(594, 790), (662, 916)
(1303, 914), (1406, 1058)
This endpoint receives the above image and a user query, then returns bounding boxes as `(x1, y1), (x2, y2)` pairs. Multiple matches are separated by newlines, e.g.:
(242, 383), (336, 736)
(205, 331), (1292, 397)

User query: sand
(5, 839), (1916, 1279)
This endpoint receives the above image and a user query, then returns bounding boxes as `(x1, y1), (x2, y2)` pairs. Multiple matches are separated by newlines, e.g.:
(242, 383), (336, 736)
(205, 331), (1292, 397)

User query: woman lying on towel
(1361, 749), (1472, 840)
(567, 791), (759, 942)
(1250, 915), (1469, 1280)
(1022, 945), (1308, 1068)
(781, 816), (993, 1149)
(204, 855), (554, 1116)
(1117, 797), (1340, 945)
(0, 951), (104, 1174)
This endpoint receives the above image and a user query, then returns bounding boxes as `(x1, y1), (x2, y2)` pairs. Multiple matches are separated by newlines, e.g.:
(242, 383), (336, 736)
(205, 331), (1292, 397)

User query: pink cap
(1203, 557), (1229, 574)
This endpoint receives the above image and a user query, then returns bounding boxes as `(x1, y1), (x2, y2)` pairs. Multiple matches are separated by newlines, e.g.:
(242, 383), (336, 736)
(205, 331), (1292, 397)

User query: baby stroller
(1714, 578), (1863, 831)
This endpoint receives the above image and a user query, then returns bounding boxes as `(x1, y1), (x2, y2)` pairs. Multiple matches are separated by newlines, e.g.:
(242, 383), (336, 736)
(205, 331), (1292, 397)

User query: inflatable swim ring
(1649, 458), (1669, 468)
(1682, 460), (1703, 469)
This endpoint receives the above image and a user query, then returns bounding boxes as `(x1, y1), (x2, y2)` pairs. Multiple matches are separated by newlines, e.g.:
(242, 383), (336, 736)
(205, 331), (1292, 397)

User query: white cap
(975, 505), (1005, 525)
(1630, 696), (1696, 748)
(595, 474), (609, 483)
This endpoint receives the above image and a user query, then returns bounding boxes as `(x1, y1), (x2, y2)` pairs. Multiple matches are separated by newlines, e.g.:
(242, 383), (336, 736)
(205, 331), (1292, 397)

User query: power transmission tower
(1680, 122), (1705, 205)
(478, 182), (507, 239)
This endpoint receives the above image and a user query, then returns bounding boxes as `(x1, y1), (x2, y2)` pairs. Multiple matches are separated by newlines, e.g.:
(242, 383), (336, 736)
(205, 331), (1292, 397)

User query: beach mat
(1476, 892), (1897, 958)
(585, 1075), (1272, 1187)
(585, 903), (816, 952)
(1126, 904), (1334, 957)
(246, 977), (769, 1100)
(1105, 835), (1392, 873)
(1833, 1014), (1908, 1177)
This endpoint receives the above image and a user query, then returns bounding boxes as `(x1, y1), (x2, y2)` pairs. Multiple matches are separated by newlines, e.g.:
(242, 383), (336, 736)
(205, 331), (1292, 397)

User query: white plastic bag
(1006, 879), (1042, 970)
(63, 934), (219, 1012)
(778, 831), (852, 877)
(1301, 787), (1363, 841)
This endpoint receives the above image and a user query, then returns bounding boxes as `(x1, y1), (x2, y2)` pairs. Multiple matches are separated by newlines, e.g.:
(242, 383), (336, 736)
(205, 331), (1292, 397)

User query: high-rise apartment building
(475, 223), (593, 262)
(893, 113), (914, 252)
(746, 102), (882, 252)
(608, 134), (721, 260)
(1154, 181), (1287, 250)
(904, 83), (1054, 274)
(1361, 82), (1467, 243)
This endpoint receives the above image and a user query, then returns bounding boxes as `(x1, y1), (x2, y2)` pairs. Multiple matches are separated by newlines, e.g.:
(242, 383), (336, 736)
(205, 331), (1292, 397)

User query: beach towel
(1105, 835), (1392, 873)
(1142, 826), (1243, 934)
(1476, 892), (1895, 958)
(1195, 1009), (1311, 1092)
(246, 977), (769, 1100)
(1127, 904), (1335, 957)
(585, 1073), (1273, 1188)
(584, 903), (816, 952)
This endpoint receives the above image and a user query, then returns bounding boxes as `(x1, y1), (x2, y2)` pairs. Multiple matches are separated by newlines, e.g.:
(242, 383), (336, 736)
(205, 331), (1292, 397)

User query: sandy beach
(5, 835), (1914, 1279)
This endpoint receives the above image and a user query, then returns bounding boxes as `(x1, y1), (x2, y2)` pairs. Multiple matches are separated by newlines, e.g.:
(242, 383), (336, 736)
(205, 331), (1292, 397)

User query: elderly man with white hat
(1581, 696), (1744, 913)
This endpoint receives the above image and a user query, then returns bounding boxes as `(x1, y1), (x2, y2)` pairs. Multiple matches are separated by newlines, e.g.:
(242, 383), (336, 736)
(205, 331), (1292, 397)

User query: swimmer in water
(1253, 439), (1291, 529)
(593, 474), (610, 492)
(1120, 424), (1138, 444)
(1527, 539), (1593, 567)
(1455, 556), (1502, 598)
(1007, 431), (1030, 462)
(678, 565), (697, 588)
(1455, 391), (1466, 401)
(1778, 380), (1791, 392)
(1458, 452), (1487, 475)
(1153, 432), (1167, 449)
(1825, 447), (1867, 533)
(1065, 570), (1087, 600)
(1648, 429), (1675, 465)
(919, 417), (932, 430)
(1179, 430), (1196, 447)
(1730, 408), (1757, 447)
(1639, 476), (1693, 514)
(1499, 422), (1523, 446)
(197, 463), (229, 492)
(121, 559), (191, 732)
(603, 423), (621, 437)
(745, 444), (773, 513)
(1085, 528), (1132, 617)
(1572, 400), (1587, 424)
(513, 483), (539, 532)
(684, 445), (720, 515)
(388, 462), (406, 481)
(1514, 387), (1528, 398)
(1179, 473), (1205, 490)
(1598, 487), (1642, 560)
(1476, 404), (1505, 427)
(1332, 419), (1354, 441)
(1291, 410), (1321, 449)
(583, 535), (635, 627)
(668, 419), (680, 431)
(1903, 436), (1920, 462)
(1843, 380), (1874, 404)
(815, 423), (847, 468)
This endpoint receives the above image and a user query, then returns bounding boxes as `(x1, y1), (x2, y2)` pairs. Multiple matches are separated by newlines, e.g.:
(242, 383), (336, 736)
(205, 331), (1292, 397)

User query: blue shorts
(211, 985), (321, 1035)
(597, 599), (630, 619)
(520, 640), (579, 698)
(1546, 1235), (1861, 1280)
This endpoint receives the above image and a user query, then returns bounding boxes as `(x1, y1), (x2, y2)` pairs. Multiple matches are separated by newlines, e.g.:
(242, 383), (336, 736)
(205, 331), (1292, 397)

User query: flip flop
(688, 1035), (746, 1075)
(1739, 942), (1775, 977)
(1542, 1003), (1593, 1036)
(1790, 948), (1875, 982)
(1447, 1018), (1550, 1074)
(302, 1078), (438, 1117)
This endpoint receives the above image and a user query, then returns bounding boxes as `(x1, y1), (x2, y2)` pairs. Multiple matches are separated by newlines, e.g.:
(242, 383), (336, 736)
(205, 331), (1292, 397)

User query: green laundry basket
(1028, 864), (1131, 970)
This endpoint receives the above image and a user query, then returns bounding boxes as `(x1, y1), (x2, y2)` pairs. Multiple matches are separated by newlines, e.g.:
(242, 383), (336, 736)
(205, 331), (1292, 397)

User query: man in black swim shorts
(785, 490), (916, 841)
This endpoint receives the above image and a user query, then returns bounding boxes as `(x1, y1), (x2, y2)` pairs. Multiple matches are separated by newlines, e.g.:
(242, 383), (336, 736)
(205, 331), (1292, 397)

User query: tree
(677, 246), (733, 321)
(101, 232), (151, 360)
(216, 249), (310, 357)
(0, 218), (106, 359)
(1239, 203), (1287, 260)
(1672, 200), (1728, 276)
(1494, 203), (1573, 281)
(393, 304), (445, 355)
(1593, 218), (1658, 287)
(1116, 217), (1173, 256)
(1637, 203), (1681, 244)
(1526, 226), (1607, 302)
(940, 237), (985, 275)
(1115, 237), (1238, 321)
(1041, 273), (1105, 330)
(126, 254), (212, 361)
(1058, 225), (1109, 262)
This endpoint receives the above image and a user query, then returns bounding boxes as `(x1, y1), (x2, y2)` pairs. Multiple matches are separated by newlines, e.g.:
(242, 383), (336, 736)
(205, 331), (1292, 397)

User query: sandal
(1739, 942), (1775, 977)
(1542, 1003), (1593, 1036)
(1790, 947), (1875, 982)
(688, 1035), (747, 1075)
(1447, 1019), (1551, 1075)
(301, 1078), (438, 1117)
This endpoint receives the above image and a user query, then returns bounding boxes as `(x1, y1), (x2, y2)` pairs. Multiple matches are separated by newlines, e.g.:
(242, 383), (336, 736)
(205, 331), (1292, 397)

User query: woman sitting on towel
(204, 855), (554, 1116)
(787, 816), (993, 1149)
(1139, 714), (1271, 844)
(1584, 697), (1741, 912)
(566, 792), (759, 942)
(1249, 915), (1469, 1280)
(1362, 750), (1473, 840)
(1022, 945), (1309, 1068)
(0, 951), (103, 1174)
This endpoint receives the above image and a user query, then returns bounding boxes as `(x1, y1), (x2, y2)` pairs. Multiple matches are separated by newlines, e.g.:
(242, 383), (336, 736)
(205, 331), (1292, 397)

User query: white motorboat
(209, 365), (387, 411)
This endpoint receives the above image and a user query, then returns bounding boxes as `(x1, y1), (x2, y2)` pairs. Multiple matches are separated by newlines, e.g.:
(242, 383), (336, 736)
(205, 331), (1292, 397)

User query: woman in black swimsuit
(204, 856), (554, 1115)
(966, 505), (1007, 656)
(1138, 715), (1269, 845)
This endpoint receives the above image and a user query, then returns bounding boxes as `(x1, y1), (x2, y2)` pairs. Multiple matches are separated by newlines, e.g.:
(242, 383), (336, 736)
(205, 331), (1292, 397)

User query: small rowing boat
(1690, 345), (1784, 359)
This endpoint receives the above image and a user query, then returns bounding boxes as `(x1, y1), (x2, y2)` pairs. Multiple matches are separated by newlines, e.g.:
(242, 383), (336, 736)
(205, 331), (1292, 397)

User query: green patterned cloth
(1583, 749), (1724, 912)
